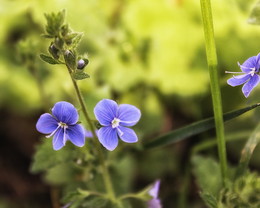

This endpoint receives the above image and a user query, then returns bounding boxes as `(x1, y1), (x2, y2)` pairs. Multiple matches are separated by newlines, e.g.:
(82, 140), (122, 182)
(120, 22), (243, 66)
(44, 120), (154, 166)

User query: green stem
(65, 65), (117, 202)
(200, 0), (228, 187)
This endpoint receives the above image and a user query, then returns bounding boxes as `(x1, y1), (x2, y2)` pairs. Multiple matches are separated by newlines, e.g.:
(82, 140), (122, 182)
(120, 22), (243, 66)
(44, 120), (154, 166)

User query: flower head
(94, 99), (141, 151)
(147, 180), (162, 208)
(36, 101), (85, 150)
(227, 53), (260, 97)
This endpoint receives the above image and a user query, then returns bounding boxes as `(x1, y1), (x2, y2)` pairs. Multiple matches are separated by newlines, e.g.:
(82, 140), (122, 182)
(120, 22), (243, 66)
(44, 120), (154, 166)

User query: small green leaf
(200, 193), (218, 208)
(144, 103), (260, 149)
(72, 71), (90, 80)
(40, 54), (60, 64)
(248, 0), (260, 25)
(192, 155), (222, 198)
(71, 33), (84, 48)
(235, 123), (260, 178)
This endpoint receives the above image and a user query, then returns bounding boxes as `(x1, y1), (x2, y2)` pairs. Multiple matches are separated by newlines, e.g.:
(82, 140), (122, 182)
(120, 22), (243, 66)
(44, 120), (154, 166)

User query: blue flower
(227, 54), (260, 97)
(94, 99), (141, 151)
(147, 180), (162, 208)
(36, 101), (85, 150)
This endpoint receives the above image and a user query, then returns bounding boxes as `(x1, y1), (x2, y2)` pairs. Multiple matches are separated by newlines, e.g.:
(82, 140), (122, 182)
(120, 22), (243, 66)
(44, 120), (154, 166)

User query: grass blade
(144, 103), (260, 149)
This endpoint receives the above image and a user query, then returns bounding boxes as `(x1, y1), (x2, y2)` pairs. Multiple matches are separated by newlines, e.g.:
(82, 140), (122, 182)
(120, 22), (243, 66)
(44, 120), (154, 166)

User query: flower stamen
(111, 118), (120, 128)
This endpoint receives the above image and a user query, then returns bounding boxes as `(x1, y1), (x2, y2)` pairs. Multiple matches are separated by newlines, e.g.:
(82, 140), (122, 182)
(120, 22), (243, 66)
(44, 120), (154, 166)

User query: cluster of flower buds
(40, 10), (90, 80)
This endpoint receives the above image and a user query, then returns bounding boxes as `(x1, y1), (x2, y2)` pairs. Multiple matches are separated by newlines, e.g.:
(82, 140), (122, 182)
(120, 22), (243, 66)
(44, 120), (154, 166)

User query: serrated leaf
(192, 155), (222, 198)
(200, 192), (218, 208)
(248, 0), (260, 25)
(72, 71), (90, 80)
(144, 103), (260, 149)
(40, 54), (60, 64)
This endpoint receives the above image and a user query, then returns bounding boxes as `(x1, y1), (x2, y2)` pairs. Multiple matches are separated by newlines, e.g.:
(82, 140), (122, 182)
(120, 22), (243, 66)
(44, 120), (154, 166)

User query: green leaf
(40, 54), (60, 65)
(144, 103), (260, 149)
(30, 139), (83, 173)
(248, 0), (260, 25)
(200, 193), (218, 208)
(72, 71), (90, 80)
(235, 123), (260, 178)
(192, 155), (222, 198)
(64, 32), (83, 46)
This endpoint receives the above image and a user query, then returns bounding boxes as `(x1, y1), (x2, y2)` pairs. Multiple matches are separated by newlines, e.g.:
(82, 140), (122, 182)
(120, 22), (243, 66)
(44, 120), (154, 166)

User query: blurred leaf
(40, 54), (60, 64)
(30, 139), (83, 173)
(200, 193), (218, 208)
(219, 172), (260, 208)
(248, 0), (260, 25)
(41, 34), (54, 39)
(144, 103), (260, 149)
(45, 163), (79, 185)
(192, 155), (222, 198)
(72, 71), (90, 80)
(235, 122), (260, 178)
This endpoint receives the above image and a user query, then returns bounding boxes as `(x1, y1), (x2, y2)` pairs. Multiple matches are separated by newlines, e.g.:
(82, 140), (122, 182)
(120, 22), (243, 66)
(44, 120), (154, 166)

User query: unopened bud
(77, 59), (85, 69)
(64, 50), (76, 70)
(48, 44), (59, 59)
(77, 58), (89, 70)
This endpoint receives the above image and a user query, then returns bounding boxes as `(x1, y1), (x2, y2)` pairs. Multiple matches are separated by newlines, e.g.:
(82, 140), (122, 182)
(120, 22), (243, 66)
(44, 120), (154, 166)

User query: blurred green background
(0, 0), (260, 207)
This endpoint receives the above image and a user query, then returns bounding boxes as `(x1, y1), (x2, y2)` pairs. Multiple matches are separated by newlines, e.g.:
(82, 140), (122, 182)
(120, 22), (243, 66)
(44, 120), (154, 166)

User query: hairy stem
(65, 65), (117, 202)
(200, 0), (228, 187)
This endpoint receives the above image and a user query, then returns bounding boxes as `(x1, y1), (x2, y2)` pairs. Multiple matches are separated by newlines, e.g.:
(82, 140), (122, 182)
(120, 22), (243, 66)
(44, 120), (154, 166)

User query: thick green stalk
(200, 0), (227, 187)
(65, 65), (117, 202)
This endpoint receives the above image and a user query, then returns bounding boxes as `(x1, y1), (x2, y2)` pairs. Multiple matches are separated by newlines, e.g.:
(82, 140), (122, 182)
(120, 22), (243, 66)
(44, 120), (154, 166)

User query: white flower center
(59, 122), (68, 128)
(249, 67), (256, 76)
(111, 118), (120, 128)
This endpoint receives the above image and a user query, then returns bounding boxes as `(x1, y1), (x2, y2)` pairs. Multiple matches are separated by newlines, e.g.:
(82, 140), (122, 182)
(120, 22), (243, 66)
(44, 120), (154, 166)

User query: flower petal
(147, 199), (162, 208)
(117, 104), (141, 126)
(66, 124), (85, 147)
(52, 101), (78, 125)
(97, 126), (118, 151)
(149, 180), (161, 198)
(36, 113), (58, 134)
(227, 74), (250, 86)
(94, 99), (118, 126)
(52, 128), (66, 150)
(242, 74), (260, 97)
(117, 126), (138, 143)
(241, 56), (258, 73)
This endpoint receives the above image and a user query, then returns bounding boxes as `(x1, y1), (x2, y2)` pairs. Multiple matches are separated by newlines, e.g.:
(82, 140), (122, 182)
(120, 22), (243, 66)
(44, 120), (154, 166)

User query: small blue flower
(147, 180), (162, 208)
(94, 99), (141, 151)
(227, 54), (260, 97)
(36, 101), (86, 150)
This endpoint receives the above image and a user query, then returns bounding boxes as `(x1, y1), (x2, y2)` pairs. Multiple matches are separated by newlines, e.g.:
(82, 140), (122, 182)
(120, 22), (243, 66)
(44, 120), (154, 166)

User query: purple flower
(147, 180), (162, 208)
(226, 54), (260, 97)
(94, 99), (141, 151)
(36, 101), (85, 150)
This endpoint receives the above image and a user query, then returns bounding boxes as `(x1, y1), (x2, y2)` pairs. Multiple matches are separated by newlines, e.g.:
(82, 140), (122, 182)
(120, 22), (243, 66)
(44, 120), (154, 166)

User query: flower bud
(48, 44), (60, 59)
(64, 50), (76, 70)
(77, 59), (85, 69)
(77, 58), (89, 70)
